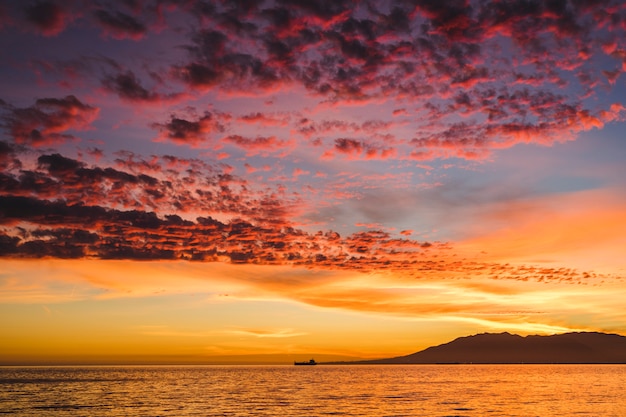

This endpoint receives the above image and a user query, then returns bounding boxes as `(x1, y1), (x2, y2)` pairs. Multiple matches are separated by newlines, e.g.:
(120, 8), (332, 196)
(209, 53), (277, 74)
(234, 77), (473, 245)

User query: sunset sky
(1, 0), (626, 365)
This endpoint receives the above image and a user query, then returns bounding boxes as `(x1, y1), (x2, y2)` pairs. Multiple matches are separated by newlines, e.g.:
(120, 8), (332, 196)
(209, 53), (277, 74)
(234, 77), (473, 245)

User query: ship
(294, 359), (317, 365)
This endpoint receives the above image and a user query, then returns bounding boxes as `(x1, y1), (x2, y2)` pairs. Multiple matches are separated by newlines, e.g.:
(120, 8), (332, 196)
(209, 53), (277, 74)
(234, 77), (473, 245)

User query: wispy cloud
(223, 327), (308, 338)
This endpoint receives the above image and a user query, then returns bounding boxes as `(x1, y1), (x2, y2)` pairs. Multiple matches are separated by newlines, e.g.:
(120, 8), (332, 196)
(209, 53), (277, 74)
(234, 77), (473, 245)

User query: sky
(1, 0), (626, 365)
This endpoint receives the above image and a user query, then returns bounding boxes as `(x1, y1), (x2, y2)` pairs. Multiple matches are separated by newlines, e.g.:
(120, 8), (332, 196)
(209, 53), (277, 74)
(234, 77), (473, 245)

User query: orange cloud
(4, 258), (622, 337)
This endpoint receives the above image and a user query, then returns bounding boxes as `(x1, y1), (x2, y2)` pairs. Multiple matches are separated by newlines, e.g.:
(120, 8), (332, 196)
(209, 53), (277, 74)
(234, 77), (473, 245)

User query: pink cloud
(222, 135), (294, 156)
(292, 168), (309, 178)
(238, 112), (290, 127)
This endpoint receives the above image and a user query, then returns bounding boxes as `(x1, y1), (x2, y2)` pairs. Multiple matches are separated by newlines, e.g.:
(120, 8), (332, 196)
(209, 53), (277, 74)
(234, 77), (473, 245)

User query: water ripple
(0, 365), (625, 416)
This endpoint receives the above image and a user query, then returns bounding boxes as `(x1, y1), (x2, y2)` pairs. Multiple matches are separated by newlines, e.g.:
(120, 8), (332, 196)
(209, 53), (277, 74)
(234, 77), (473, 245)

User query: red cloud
(0, 96), (99, 146)
(143, 0), (626, 161)
(0, 147), (613, 285)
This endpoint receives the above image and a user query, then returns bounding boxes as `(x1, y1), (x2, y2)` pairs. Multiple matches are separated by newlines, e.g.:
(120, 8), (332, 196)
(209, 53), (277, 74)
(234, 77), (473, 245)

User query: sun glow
(2, 0), (626, 364)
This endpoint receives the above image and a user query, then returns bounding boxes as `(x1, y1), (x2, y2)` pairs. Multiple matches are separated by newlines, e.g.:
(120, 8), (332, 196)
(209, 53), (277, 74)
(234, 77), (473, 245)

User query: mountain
(351, 332), (626, 364)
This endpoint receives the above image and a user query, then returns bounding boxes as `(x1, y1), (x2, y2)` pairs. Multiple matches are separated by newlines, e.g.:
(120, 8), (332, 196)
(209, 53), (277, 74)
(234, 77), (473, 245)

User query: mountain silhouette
(352, 332), (626, 364)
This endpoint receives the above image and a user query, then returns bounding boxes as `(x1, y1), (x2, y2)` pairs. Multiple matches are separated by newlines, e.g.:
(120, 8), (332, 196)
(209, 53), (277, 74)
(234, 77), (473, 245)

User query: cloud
(0, 145), (620, 306)
(102, 71), (163, 102)
(2, 2), (625, 290)
(4, 258), (622, 335)
(174, 27), (284, 92)
(0, 199), (604, 286)
(152, 111), (228, 147)
(159, 0), (626, 160)
(93, 9), (147, 40)
(8, 1), (623, 161)
(2, 1), (626, 347)
(0, 145), (300, 223)
(225, 327), (307, 338)
(237, 112), (290, 127)
(23, 0), (71, 36)
(331, 137), (396, 160)
(0, 147), (442, 273)
(0, 140), (22, 170)
(0, 96), (99, 146)
(223, 134), (294, 156)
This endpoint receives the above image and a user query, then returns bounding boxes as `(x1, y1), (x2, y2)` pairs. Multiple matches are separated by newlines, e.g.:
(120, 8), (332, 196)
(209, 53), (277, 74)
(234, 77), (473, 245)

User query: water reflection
(1, 365), (625, 416)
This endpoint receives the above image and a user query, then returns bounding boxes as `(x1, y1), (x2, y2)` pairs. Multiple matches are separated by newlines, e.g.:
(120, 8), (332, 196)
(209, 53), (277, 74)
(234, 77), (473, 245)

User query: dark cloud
(0, 146), (293, 224)
(413, 0), (478, 41)
(477, 0), (591, 41)
(0, 1), (624, 281)
(38, 153), (85, 173)
(176, 62), (223, 88)
(1, 152), (164, 208)
(382, 7), (411, 34)
(0, 96), (98, 146)
(152, 0), (626, 159)
(223, 134), (292, 156)
(0, 147), (431, 270)
(152, 111), (227, 147)
(0, 194), (441, 271)
(100, 70), (181, 103)
(175, 26), (286, 90)
(0, 145), (607, 283)
(0, 140), (22, 170)
(335, 138), (364, 154)
(0, 233), (20, 255)
(175, 29), (233, 88)
(332, 137), (395, 160)
(23, 0), (68, 36)
(93, 9), (147, 40)
(277, 0), (353, 20)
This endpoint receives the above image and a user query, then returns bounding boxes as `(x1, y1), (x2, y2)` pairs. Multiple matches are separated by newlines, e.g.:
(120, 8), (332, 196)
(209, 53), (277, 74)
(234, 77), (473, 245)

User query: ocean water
(1, 365), (625, 416)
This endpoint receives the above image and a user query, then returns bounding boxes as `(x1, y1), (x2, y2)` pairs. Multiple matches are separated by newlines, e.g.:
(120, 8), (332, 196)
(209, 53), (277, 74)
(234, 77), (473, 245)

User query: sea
(1, 364), (625, 416)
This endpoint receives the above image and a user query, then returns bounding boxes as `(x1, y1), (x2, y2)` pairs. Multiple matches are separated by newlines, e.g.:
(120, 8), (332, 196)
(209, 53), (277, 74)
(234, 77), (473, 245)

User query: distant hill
(349, 332), (626, 364)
